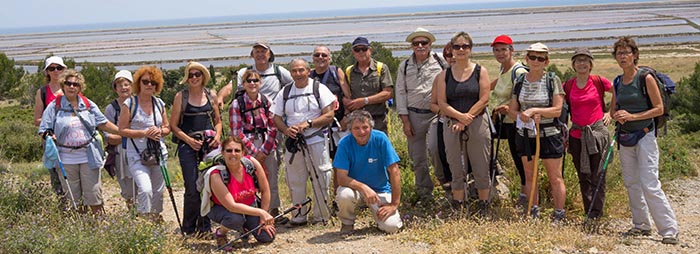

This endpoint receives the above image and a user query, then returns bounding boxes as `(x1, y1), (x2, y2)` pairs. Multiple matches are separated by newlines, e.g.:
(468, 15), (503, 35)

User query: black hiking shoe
(529, 206), (540, 219)
(476, 200), (491, 219)
(551, 209), (566, 226)
(662, 234), (679, 245)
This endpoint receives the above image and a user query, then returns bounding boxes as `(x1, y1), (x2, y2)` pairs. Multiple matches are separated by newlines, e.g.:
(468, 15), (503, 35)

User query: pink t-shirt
(211, 158), (256, 207)
(566, 76), (612, 139)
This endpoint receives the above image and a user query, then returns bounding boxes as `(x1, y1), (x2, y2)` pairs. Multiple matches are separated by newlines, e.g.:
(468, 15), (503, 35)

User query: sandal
(215, 228), (232, 252)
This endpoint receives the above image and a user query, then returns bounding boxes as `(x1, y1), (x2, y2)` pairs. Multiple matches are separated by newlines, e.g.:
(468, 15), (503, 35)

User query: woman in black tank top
(169, 62), (222, 236)
(435, 32), (493, 215)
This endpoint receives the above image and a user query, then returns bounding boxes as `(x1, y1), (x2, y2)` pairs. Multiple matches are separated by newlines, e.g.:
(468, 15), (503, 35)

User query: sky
(1, 0), (504, 30)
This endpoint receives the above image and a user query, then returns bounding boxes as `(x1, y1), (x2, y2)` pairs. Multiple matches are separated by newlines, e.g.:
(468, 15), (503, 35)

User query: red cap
(491, 35), (513, 47)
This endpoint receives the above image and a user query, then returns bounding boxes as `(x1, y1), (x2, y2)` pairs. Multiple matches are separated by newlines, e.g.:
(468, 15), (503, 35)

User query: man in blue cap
(343, 37), (394, 134)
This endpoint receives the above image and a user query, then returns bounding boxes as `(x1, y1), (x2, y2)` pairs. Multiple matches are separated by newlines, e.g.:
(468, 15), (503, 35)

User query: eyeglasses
(615, 51), (633, 56)
(451, 44), (472, 50)
(47, 66), (65, 72)
(246, 78), (260, 83)
(313, 53), (329, 58)
(224, 148), (242, 154)
(141, 79), (158, 86)
(412, 40), (430, 47)
(353, 47), (369, 53)
(63, 81), (80, 88)
(188, 72), (203, 79)
(527, 55), (548, 62)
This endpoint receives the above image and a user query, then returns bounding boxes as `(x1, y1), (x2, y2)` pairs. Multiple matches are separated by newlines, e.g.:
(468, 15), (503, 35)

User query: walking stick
(47, 137), (78, 210)
(527, 120), (541, 217)
(487, 111), (505, 204)
(584, 125), (619, 228)
(159, 151), (184, 235)
(217, 198), (312, 251)
(299, 139), (331, 225)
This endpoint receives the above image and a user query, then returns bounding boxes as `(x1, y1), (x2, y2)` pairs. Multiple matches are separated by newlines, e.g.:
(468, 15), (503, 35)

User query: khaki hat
(250, 40), (275, 62)
(180, 61), (211, 85)
(526, 42), (549, 53)
(571, 47), (593, 60)
(405, 27), (436, 43)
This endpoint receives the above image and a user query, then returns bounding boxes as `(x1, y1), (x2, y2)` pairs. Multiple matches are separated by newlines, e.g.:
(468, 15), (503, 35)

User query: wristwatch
(307, 119), (313, 128)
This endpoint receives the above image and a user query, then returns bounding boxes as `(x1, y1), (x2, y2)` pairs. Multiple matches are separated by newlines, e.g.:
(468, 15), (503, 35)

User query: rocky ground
(102, 176), (698, 253)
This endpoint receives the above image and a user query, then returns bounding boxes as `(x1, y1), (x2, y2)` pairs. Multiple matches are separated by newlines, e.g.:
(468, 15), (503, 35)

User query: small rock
(588, 247), (599, 253)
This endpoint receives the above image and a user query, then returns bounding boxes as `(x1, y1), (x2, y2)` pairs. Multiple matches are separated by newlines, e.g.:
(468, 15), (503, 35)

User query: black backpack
(614, 66), (675, 133)
(281, 79), (322, 113)
(234, 89), (271, 132)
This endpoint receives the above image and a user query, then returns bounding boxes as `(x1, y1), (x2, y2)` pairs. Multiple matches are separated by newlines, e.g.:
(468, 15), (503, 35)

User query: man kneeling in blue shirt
(334, 110), (403, 234)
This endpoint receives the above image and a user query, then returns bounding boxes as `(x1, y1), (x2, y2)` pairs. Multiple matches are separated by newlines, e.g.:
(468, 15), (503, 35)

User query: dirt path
(102, 176), (699, 253)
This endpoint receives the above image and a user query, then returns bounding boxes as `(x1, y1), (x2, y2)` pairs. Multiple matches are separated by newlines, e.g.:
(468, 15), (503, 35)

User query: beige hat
(180, 61), (211, 85)
(405, 27), (436, 43)
(250, 40), (275, 62)
(526, 42), (549, 53)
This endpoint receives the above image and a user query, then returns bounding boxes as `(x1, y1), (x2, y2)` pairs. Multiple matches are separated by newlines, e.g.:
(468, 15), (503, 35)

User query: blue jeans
(208, 205), (274, 243)
(178, 143), (211, 234)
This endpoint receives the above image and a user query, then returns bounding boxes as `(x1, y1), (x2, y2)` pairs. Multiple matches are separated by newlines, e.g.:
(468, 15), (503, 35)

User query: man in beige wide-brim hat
(396, 27), (449, 202)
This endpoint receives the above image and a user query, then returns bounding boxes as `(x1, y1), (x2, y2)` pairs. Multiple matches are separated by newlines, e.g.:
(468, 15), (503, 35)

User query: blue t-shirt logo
(368, 158), (378, 163)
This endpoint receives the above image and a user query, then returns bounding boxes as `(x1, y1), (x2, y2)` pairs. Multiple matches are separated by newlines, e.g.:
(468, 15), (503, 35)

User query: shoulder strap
(41, 85), (48, 109)
(563, 79), (575, 106)
(591, 75), (606, 112)
(546, 72), (556, 106)
(511, 63), (528, 84)
(376, 62), (383, 79)
(433, 52), (447, 70)
(330, 65), (339, 85)
(313, 80), (321, 109)
(110, 99), (121, 124)
(402, 58), (409, 77)
(274, 64), (284, 87)
(179, 89), (189, 127)
(345, 65), (353, 84)
(129, 95), (139, 121)
(282, 84), (293, 113)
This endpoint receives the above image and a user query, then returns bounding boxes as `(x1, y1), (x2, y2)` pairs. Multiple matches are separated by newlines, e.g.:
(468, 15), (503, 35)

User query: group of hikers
(34, 27), (680, 250)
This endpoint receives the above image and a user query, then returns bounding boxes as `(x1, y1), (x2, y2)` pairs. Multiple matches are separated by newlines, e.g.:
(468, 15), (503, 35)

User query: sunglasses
(224, 148), (242, 154)
(527, 55), (548, 62)
(353, 47), (369, 53)
(313, 53), (329, 58)
(246, 78), (260, 83)
(444, 54), (453, 58)
(188, 72), (203, 79)
(412, 40), (430, 47)
(47, 66), (65, 72)
(451, 44), (472, 50)
(63, 81), (80, 88)
(141, 79), (158, 86)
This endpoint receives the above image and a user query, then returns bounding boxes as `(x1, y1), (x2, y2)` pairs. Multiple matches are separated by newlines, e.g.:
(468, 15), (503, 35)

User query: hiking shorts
(515, 133), (564, 159)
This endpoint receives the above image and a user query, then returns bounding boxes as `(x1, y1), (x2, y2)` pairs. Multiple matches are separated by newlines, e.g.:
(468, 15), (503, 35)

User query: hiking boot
(270, 208), (290, 224)
(551, 209), (566, 226)
(529, 206), (540, 219)
(286, 220), (308, 228)
(215, 228), (232, 252)
(340, 224), (354, 234)
(623, 227), (652, 237)
(662, 234), (679, 245)
(476, 200), (491, 219)
(450, 200), (465, 211)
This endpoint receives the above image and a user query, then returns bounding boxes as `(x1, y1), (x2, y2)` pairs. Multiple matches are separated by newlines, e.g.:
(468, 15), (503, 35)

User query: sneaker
(340, 224), (354, 234)
(662, 234), (679, 245)
(287, 220), (308, 228)
(516, 194), (528, 208)
(530, 206), (540, 219)
(215, 229), (232, 252)
(623, 227), (652, 237)
(551, 209), (566, 225)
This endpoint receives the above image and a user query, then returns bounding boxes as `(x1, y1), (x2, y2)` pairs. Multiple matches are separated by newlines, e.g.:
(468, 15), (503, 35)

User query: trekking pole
(459, 130), (470, 216)
(159, 152), (184, 235)
(584, 125), (620, 228)
(299, 139), (331, 225)
(487, 112), (505, 204)
(527, 120), (541, 217)
(47, 137), (78, 210)
(217, 197), (312, 251)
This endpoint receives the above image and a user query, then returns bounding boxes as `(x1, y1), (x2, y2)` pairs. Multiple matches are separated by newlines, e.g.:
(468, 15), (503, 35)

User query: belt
(407, 107), (433, 114)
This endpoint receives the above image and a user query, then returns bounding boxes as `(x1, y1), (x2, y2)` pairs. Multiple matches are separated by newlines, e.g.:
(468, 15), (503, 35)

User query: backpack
(402, 52), (447, 77)
(345, 61), (384, 84)
(41, 85), (49, 109)
(127, 95), (165, 122)
(564, 75), (606, 115)
(52, 94), (103, 151)
(513, 72), (568, 127)
(281, 79), (322, 113)
(613, 66), (675, 132)
(253, 64), (287, 87)
(195, 154), (258, 193)
(173, 88), (215, 143)
(234, 90), (271, 131)
(108, 99), (121, 125)
(510, 63), (529, 84)
(310, 65), (340, 88)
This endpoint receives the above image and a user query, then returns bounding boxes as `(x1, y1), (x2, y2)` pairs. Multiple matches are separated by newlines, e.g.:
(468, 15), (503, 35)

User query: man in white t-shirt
(271, 58), (336, 226)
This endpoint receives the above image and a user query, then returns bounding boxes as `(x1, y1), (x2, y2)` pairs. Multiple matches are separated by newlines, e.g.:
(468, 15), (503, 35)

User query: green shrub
(0, 106), (43, 162)
(673, 63), (700, 133)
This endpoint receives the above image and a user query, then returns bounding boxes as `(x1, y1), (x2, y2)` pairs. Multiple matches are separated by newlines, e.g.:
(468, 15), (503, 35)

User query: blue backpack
(614, 66), (676, 132)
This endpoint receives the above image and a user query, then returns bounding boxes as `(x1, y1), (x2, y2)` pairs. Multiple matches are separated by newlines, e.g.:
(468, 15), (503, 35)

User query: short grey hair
(289, 58), (310, 69)
(314, 45), (332, 58)
(345, 110), (374, 130)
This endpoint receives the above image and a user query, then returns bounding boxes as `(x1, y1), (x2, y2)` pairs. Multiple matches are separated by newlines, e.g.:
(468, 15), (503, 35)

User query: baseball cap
(352, 37), (370, 48)
(491, 35), (513, 47)
(113, 70), (133, 83)
(571, 47), (593, 60)
(43, 56), (66, 71)
(250, 40), (275, 62)
(406, 27), (436, 43)
(526, 42), (549, 53)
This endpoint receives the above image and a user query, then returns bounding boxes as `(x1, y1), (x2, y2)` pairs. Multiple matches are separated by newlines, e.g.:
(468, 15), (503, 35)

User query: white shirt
(270, 78), (336, 144)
